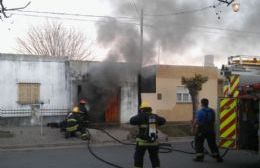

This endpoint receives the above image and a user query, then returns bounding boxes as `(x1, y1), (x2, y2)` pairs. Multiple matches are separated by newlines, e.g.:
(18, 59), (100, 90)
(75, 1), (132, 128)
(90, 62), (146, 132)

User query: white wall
(0, 56), (70, 111)
(120, 78), (138, 123)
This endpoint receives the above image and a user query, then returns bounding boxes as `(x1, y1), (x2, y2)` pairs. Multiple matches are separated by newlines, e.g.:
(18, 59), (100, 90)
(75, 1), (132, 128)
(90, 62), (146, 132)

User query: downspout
(65, 60), (71, 109)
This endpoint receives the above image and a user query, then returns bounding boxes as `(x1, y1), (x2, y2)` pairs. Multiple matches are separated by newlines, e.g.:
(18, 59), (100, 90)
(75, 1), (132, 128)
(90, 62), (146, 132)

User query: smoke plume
(97, 0), (260, 66)
(81, 0), (260, 121)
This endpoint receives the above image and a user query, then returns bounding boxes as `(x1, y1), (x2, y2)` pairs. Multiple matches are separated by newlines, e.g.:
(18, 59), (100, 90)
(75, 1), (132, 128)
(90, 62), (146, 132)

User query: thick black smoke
(81, 0), (260, 121)
(99, 0), (260, 66)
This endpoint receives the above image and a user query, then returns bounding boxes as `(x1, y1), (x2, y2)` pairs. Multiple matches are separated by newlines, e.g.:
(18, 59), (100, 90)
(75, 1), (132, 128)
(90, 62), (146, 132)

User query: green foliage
(182, 74), (208, 119)
(181, 74), (208, 94)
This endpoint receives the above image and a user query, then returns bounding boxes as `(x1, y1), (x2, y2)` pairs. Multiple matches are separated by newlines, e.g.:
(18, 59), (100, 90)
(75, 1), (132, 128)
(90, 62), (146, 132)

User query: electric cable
(130, 0), (139, 17)
(143, 4), (219, 17)
(16, 9), (138, 20)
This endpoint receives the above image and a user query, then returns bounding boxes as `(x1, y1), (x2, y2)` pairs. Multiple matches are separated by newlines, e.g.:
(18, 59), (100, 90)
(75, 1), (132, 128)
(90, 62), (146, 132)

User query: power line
(10, 11), (260, 37)
(9, 4), (260, 37)
(10, 12), (141, 26)
(15, 10), (138, 20)
(10, 12), (154, 28)
(130, 0), (139, 17)
(192, 24), (260, 36)
(143, 4), (220, 17)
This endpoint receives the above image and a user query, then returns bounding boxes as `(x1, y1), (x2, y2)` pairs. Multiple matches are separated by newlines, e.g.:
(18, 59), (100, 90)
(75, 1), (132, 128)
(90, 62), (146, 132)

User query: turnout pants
(195, 130), (220, 158)
(134, 144), (160, 168)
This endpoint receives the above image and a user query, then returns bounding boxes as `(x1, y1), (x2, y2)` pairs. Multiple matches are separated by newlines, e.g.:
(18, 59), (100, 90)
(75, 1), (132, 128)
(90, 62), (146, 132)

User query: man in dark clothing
(192, 98), (223, 162)
(130, 101), (166, 168)
(78, 99), (90, 127)
(79, 99), (89, 119)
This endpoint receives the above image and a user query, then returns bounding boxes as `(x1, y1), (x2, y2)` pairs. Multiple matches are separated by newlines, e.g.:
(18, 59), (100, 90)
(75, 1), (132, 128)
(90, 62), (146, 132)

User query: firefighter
(64, 106), (88, 140)
(78, 99), (90, 123)
(192, 98), (223, 162)
(130, 101), (166, 168)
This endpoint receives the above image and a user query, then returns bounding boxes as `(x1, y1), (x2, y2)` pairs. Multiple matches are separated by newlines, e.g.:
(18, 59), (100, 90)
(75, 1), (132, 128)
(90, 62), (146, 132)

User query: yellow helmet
(72, 106), (79, 113)
(140, 101), (150, 109)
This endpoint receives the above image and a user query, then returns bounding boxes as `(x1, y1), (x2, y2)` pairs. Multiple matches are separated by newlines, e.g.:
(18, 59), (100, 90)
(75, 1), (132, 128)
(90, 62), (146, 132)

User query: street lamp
(218, 0), (240, 12)
(232, 1), (240, 12)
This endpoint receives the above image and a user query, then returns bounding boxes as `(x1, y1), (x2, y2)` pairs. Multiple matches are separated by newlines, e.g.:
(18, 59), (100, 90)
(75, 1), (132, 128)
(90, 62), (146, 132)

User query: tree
(0, 0), (31, 19)
(182, 74), (208, 121)
(17, 22), (92, 60)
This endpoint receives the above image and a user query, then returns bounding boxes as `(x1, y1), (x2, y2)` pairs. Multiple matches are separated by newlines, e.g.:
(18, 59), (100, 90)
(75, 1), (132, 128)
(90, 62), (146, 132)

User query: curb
(0, 137), (194, 151)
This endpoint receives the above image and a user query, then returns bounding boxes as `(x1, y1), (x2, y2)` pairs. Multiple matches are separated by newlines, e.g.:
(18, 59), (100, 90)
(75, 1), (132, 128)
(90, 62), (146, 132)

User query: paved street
(1, 142), (259, 168)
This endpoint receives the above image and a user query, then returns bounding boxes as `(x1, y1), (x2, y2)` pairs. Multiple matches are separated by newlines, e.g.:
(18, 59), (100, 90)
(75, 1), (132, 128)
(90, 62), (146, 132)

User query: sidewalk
(0, 126), (191, 150)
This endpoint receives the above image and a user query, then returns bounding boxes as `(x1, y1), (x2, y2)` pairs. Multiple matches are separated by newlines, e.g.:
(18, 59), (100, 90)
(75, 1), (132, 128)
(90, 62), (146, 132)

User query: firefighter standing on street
(192, 98), (223, 162)
(130, 101), (166, 168)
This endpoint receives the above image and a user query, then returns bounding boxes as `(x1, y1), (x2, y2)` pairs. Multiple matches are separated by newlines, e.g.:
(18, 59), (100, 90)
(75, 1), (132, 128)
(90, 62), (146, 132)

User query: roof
(157, 65), (218, 79)
(0, 53), (67, 62)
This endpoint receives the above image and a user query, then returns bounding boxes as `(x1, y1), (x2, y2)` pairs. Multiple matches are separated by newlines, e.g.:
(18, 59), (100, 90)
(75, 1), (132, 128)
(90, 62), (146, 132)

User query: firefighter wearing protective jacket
(78, 99), (90, 124)
(130, 101), (166, 168)
(192, 98), (223, 162)
(64, 106), (88, 140)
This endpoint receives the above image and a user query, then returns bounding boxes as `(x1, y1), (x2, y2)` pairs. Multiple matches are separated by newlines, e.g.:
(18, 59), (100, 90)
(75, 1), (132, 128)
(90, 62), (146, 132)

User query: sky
(0, 0), (260, 68)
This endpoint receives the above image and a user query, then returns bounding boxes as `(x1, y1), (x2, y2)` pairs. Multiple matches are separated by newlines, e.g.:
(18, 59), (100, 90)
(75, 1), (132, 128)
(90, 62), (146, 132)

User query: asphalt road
(0, 142), (259, 168)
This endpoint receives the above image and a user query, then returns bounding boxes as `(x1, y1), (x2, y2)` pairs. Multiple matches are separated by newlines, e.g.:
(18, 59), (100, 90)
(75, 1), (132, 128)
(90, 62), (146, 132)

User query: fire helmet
(79, 99), (87, 104)
(72, 106), (80, 113)
(140, 101), (150, 109)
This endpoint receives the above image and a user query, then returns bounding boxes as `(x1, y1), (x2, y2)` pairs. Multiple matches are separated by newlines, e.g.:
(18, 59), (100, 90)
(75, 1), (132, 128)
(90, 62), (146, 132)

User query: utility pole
(138, 7), (144, 108)
(140, 9), (143, 65)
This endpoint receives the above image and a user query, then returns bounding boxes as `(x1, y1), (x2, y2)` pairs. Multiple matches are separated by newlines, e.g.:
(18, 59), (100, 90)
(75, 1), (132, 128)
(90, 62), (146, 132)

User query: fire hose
(85, 128), (229, 168)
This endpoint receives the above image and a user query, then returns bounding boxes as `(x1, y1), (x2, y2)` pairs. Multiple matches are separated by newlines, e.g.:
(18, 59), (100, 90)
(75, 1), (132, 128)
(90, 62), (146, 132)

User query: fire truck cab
(219, 55), (260, 154)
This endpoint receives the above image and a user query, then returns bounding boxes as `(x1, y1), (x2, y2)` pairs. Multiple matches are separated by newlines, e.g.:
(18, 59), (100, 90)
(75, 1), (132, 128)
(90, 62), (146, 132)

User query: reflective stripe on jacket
(66, 118), (79, 132)
(136, 138), (158, 146)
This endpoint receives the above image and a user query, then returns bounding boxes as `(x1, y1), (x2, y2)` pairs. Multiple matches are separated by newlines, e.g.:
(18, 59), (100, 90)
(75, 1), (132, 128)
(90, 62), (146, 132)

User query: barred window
(176, 86), (192, 103)
(18, 83), (40, 104)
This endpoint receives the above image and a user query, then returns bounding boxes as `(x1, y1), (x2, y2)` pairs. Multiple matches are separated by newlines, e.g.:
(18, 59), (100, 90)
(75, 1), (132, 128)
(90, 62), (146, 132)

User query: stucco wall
(142, 65), (218, 122)
(120, 81), (138, 123)
(0, 54), (70, 111)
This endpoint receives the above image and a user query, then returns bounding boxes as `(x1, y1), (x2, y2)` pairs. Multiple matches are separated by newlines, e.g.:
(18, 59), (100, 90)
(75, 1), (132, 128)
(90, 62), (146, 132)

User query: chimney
(204, 55), (214, 67)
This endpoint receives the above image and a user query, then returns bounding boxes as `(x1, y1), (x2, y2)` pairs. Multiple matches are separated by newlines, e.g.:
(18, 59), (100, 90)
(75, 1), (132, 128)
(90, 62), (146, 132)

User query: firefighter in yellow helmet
(130, 101), (166, 168)
(64, 106), (88, 140)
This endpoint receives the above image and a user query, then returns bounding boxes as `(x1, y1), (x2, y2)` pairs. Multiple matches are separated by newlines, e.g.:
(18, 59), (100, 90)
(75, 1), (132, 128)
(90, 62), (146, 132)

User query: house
(142, 65), (219, 122)
(0, 53), (138, 125)
(0, 53), (220, 125)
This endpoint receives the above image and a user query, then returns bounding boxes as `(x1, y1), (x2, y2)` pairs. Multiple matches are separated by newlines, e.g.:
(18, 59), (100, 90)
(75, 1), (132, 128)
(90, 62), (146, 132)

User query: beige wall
(142, 65), (218, 122)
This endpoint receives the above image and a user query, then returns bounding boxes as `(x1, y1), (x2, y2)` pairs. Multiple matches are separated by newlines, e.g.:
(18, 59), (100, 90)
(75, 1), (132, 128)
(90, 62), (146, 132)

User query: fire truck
(219, 55), (260, 154)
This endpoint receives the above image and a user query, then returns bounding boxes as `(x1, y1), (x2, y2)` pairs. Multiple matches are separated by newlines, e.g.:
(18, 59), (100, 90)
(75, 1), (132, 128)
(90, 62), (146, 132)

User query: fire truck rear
(219, 55), (260, 154)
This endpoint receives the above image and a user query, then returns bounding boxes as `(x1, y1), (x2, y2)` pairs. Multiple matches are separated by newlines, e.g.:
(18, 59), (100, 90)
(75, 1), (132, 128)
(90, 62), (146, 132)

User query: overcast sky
(0, 0), (259, 68)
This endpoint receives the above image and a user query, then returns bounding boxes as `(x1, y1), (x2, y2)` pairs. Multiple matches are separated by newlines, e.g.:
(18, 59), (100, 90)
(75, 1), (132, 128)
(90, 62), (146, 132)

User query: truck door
(239, 98), (259, 152)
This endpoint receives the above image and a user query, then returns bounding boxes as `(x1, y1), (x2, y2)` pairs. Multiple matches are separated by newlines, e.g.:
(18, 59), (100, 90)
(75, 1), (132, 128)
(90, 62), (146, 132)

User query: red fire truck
(219, 55), (260, 154)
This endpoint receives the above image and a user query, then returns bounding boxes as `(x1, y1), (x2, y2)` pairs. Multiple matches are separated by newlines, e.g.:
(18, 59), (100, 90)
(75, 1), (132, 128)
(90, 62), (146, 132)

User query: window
(18, 83), (40, 104)
(176, 86), (191, 103)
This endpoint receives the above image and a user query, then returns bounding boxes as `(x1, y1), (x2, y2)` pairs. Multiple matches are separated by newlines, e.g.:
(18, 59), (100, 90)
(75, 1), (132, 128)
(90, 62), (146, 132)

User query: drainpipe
(65, 60), (72, 109)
